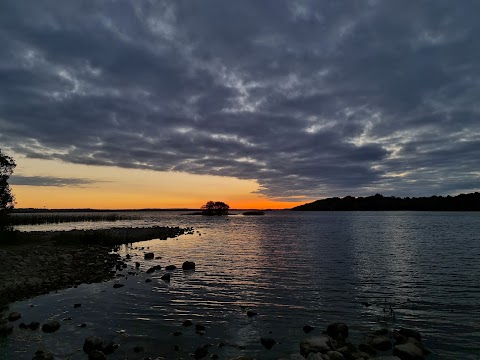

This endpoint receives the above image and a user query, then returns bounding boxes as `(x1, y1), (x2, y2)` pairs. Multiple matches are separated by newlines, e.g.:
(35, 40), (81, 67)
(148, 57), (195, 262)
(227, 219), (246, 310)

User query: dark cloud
(1, 0), (479, 199)
(10, 176), (98, 187)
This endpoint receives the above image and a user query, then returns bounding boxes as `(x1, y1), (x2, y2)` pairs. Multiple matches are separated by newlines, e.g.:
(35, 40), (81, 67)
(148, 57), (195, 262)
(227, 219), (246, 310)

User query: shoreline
(0, 226), (191, 307)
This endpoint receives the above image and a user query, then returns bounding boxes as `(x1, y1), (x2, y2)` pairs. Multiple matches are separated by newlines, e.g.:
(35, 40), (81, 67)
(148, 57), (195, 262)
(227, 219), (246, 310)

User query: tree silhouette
(201, 201), (230, 215)
(0, 149), (16, 231)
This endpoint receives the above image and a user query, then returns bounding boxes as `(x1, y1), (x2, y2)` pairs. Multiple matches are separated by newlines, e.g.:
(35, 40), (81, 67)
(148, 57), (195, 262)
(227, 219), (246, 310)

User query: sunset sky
(1, 1), (479, 209)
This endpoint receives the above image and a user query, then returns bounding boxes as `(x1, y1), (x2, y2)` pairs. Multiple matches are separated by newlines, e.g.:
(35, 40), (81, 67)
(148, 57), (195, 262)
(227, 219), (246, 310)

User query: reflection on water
(3, 211), (480, 359)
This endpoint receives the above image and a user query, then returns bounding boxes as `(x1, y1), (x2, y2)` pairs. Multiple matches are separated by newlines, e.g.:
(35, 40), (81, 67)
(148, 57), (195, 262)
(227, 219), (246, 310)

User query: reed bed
(8, 212), (130, 226)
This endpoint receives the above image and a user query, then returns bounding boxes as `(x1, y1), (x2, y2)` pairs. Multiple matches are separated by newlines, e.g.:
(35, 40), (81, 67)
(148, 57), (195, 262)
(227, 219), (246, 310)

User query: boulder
(300, 336), (331, 356)
(182, 261), (196, 270)
(144, 253), (154, 260)
(7, 312), (21, 322)
(83, 336), (103, 354)
(327, 351), (345, 360)
(182, 320), (193, 327)
(370, 335), (392, 351)
(398, 328), (421, 342)
(247, 310), (257, 317)
(327, 323), (349, 339)
(29, 321), (40, 330)
(88, 350), (107, 360)
(112, 283), (124, 288)
(358, 343), (376, 356)
(393, 343), (425, 360)
(161, 273), (171, 281)
(260, 337), (276, 349)
(74, 303), (81, 308)
(101, 341), (118, 355)
(42, 321), (60, 333)
(165, 265), (177, 270)
(193, 346), (208, 359)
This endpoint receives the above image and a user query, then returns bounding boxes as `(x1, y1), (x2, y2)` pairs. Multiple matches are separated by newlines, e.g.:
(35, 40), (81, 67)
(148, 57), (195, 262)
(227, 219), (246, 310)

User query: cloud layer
(1, 0), (479, 199)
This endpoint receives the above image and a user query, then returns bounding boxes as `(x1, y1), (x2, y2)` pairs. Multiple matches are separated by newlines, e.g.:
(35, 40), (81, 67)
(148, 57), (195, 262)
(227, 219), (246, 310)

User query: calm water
(2, 211), (480, 359)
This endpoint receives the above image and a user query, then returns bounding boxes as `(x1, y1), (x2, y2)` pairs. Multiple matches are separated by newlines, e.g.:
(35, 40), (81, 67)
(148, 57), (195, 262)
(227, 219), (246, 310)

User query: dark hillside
(292, 193), (480, 211)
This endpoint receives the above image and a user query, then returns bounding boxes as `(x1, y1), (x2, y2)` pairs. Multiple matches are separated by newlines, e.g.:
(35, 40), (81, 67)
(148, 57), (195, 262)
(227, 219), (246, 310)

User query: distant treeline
(8, 213), (130, 226)
(292, 193), (480, 211)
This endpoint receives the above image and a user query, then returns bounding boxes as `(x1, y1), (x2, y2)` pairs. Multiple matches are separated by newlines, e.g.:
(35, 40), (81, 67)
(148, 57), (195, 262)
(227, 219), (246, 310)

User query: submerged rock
(112, 283), (124, 288)
(165, 265), (177, 270)
(303, 325), (315, 333)
(32, 350), (55, 360)
(41, 321), (60, 333)
(7, 312), (21, 322)
(161, 273), (171, 281)
(260, 337), (276, 349)
(83, 336), (103, 354)
(182, 320), (193, 327)
(144, 253), (154, 260)
(193, 346), (208, 359)
(246, 310), (257, 317)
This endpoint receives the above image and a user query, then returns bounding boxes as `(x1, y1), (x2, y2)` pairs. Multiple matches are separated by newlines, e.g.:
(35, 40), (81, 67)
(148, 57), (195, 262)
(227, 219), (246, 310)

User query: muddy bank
(0, 226), (191, 306)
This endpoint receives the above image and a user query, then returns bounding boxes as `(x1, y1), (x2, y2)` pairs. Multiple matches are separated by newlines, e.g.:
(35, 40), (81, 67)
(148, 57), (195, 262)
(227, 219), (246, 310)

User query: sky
(1, 1), (479, 209)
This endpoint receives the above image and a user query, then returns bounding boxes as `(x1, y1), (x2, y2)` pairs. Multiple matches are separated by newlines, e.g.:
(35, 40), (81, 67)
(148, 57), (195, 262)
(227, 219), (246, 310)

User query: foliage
(292, 192), (480, 211)
(201, 200), (230, 216)
(0, 149), (16, 231)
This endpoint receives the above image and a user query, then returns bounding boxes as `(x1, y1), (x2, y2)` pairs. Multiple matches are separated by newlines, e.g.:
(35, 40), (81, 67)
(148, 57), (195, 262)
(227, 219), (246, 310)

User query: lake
(3, 211), (480, 359)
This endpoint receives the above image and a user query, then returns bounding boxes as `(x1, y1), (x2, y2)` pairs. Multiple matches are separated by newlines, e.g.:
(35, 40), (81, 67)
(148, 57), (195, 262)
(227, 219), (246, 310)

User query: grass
(8, 212), (130, 226)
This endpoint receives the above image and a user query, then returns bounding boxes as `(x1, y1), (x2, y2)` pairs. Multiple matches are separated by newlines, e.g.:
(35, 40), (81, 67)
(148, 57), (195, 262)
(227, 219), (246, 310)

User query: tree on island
(0, 149), (16, 231)
(201, 201), (230, 216)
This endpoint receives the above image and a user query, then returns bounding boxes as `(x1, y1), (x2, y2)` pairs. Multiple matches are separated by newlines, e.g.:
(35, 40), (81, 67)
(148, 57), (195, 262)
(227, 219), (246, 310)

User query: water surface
(3, 211), (480, 359)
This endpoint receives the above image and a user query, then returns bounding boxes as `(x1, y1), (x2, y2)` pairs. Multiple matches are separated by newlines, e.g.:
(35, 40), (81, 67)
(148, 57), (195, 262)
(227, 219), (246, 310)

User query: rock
(303, 325), (315, 333)
(79, 323), (87, 328)
(327, 351), (344, 360)
(29, 321), (40, 330)
(306, 353), (324, 360)
(247, 310), (257, 317)
(327, 322), (349, 339)
(83, 336), (104, 354)
(182, 261), (196, 270)
(145, 278), (152, 283)
(193, 346), (209, 359)
(165, 265), (177, 270)
(161, 273), (171, 281)
(135, 262), (140, 267)
(7, 312), (21, 321)
(133, 346), (146, 353)
(42, 321), (60, 333)
(358, 343), (376, 356)
(74, 303), (81, 308)
(89, 350), (107, 360)
(144, 253), (154, 260)
(393, 343), (425, 360)
(300, 336), (331, 356)
(101, 341), (118, 355)
(112, 283), (124, 288)
(0, 323), (13, 337)
(398, 328), (421, 342)
(195, 324), (206, 331)
(126, 254), (131, 259)
(370, 335), (392, 351)
(260, 337), (276, 349)
(32, 350), (55, 360)
(172, 331), (182, 336)
(182, 320), (193, 327)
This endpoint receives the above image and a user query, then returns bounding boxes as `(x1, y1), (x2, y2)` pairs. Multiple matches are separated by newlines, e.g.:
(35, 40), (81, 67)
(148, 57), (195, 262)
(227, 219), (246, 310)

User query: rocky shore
(0, 226), (191, 306)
